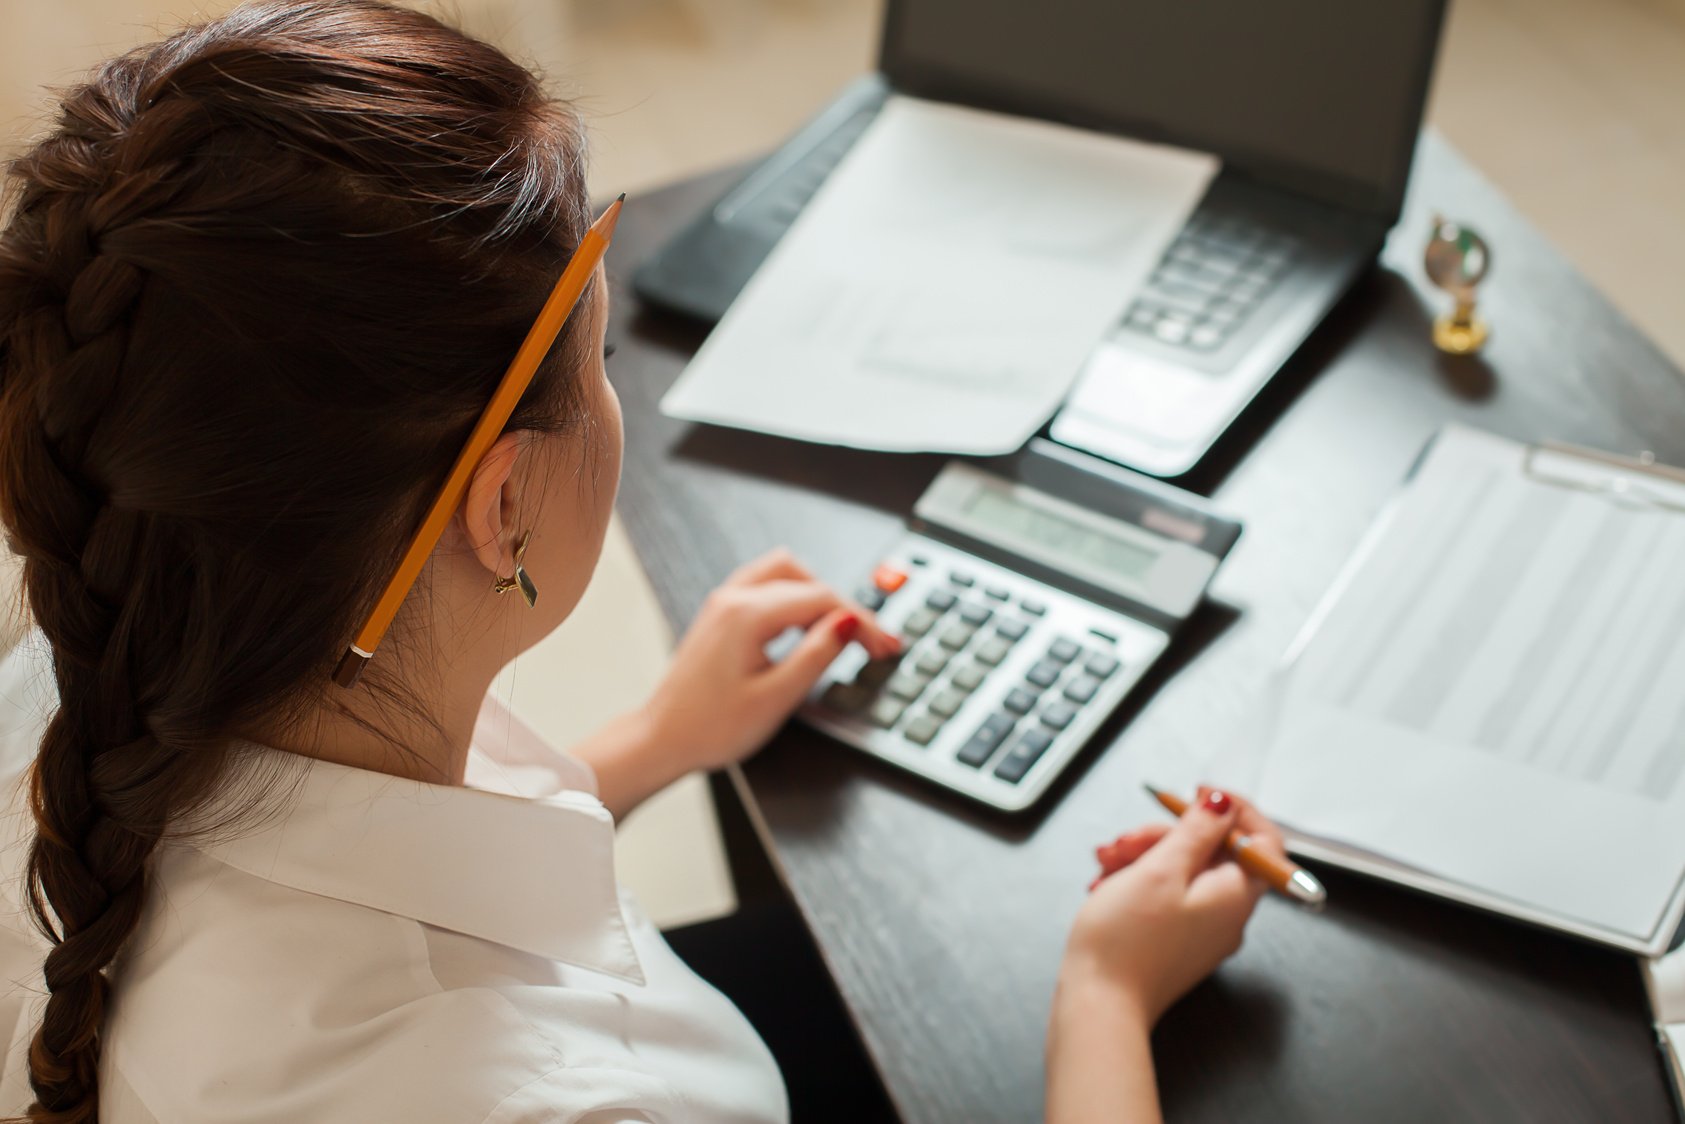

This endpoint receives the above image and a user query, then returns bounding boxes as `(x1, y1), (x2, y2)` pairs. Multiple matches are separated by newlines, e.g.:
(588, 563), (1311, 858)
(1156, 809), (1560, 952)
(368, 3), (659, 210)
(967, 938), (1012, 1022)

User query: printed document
(1257, 425), (1685, 941)
(660, 95), (1217, 453)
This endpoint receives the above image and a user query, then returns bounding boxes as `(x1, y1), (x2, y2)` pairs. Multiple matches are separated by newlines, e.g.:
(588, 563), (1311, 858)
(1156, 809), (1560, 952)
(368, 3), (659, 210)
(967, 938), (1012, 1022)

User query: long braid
(0, 4), (599, 1119)
(1, 73), (214, 1124)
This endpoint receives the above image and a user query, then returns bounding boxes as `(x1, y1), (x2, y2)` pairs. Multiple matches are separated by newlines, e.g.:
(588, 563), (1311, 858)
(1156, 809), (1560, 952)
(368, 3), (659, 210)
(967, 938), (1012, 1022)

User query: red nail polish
(834, 614), (860, 643)
(1095, 834), (1128, 866)
(1202, 789), (1232, 814)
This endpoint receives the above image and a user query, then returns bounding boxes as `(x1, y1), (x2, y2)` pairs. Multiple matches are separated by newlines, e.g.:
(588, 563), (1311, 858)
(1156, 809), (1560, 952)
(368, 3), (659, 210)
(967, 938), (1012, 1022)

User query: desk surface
(605, 132), (1685, 1123)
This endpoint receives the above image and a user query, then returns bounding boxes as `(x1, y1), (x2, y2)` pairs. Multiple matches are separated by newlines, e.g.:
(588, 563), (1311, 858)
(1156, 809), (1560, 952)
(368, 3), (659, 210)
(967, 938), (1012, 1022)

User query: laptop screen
(881, 0), (1447, 216)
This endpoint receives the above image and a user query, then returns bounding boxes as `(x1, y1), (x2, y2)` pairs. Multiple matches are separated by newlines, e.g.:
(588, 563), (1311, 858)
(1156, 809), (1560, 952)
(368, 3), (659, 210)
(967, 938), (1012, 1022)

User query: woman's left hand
(644, 548), (901, 775)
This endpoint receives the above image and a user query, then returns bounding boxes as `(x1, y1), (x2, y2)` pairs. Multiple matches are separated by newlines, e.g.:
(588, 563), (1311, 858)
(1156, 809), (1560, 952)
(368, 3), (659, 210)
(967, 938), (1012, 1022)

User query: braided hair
(0, 3), (597, 1118)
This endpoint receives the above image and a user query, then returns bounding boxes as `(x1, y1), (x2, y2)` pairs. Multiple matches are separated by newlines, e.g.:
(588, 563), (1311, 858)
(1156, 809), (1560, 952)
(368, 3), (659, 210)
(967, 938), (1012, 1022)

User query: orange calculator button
(872, 564), (908, 593)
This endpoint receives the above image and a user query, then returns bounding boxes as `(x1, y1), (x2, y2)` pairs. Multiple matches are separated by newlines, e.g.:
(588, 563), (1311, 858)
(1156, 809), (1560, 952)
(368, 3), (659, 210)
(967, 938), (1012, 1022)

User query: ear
(457, 431), (525, 580)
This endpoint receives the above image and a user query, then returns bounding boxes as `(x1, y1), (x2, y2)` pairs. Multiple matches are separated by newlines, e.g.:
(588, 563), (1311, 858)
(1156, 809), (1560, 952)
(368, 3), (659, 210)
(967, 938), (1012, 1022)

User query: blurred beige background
(3, 0), (1683, 926)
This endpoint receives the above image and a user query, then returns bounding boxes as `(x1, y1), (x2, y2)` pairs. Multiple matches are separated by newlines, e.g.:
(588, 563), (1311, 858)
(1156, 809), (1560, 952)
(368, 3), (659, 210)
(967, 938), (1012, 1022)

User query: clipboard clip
(1522, 440), (1685, 514)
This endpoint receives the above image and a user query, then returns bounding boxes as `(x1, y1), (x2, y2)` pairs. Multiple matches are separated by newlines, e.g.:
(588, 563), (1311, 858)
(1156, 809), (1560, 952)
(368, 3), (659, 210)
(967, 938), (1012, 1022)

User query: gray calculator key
(914, 648), (950, 677)
(1021, 599), (1047, 617)
(1063, 676), (1101, 704)
(904, 714), (942, 746)
(1048, 638), (1083, 663)
(958, 603), (993, 626)
(858, 587), (886, 612)
(956, 713), (1014, 767)
(1003, 688), (1037, 715)
(901, 608), (940, 638)
(949, 571), (975, 588)
(1084, 653), (1119, 679)
(1230, 277), (1266, 301)
(975, 637), (1013, 667)
(939, 623), (977, 650)
(822, 682), (872, 713)
(995, 728), (1056, 783)
(995, 618), (1029, 642)
(926, 589), (957, 612)
(886, 671), (931, 701)
(951, 663), (987, 693)
(856, 658), (897, 687)
(1190, 324), (1223, 351)
(929, 688), (966, 718)
(1154, 317), (1191, 345)
(984, 584), (1011, 601)
(1207, 298), (1244, 325)
(1040, 702), (1079, 731)
(956, 735), (999, 768)
(1025, 660), (1061, 689)
(868, 697), (907, 728)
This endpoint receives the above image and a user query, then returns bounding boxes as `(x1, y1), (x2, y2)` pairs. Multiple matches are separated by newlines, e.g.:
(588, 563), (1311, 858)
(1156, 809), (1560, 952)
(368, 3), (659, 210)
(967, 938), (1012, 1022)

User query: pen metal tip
(1288, 869), (1327, 910)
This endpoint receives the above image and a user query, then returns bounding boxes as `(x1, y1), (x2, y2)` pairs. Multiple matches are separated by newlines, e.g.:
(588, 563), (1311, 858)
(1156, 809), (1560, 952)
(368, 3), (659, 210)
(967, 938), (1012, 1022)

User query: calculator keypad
(801, 535), (1171, 812)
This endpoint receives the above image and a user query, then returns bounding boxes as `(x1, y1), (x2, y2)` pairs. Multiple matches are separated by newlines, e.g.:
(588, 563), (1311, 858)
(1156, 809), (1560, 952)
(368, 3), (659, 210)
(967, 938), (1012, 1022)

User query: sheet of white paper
(660, 95), (1217, 454)
(1257, 425), (1685, 941)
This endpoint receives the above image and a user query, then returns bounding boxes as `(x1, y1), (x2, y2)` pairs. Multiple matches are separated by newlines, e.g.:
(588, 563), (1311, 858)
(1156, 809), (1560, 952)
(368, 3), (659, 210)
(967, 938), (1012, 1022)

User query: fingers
(717, 549), (901, 657)
(1186, 859), (1265, 927)
(723, 547), (813, 589)
(728, 581), (849, 641)
(726, 581), (900, 657)
(1089, 823), (1172, 890)
(1142, 792), (1239, 881)
(1196, 785), (1287, 862)
(1095, 824), (1171, 875)
(762, 607), (865, 706)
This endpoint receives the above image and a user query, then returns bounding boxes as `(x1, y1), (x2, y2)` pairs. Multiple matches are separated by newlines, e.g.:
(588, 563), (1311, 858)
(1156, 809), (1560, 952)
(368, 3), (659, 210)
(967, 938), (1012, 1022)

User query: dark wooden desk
(605, 133), (1685, 1123)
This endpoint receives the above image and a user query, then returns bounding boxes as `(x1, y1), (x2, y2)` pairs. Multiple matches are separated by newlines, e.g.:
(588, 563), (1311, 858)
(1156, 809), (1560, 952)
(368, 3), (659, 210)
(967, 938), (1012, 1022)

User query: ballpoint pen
(1141, 784), (1327, 907)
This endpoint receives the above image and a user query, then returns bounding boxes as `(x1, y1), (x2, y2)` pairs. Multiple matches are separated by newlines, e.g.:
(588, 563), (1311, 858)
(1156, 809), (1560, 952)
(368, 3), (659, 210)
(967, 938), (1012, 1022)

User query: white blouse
(0, 633), (787, 1123)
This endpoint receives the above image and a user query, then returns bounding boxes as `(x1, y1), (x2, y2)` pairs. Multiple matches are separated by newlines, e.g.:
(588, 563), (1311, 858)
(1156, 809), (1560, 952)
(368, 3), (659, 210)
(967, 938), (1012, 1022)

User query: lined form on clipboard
(1256, 424), (1685, 953)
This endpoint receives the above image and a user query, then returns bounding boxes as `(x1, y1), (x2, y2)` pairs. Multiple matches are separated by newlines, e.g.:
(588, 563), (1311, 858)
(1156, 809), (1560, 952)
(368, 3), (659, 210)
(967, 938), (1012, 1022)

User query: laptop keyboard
(1119, 211), (1300, 353)
(723, 104), (880, 237)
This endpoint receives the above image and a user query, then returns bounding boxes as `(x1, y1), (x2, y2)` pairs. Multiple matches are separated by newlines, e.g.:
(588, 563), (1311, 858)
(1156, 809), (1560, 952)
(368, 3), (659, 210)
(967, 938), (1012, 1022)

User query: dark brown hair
(0, 2), (596, 1118)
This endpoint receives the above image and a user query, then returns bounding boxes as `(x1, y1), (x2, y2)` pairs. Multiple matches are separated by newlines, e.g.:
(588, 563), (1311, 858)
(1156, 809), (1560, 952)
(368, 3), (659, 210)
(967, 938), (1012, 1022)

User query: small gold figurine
(1424, 214), (1491, 354)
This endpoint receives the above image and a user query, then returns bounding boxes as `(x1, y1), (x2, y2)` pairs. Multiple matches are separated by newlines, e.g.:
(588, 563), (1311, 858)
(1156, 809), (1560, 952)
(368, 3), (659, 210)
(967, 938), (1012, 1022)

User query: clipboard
(1256, 423), (1685, 958)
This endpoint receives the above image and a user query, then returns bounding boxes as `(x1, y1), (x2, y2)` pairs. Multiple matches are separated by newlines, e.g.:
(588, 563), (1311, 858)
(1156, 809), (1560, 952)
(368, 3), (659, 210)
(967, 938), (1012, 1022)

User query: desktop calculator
(800, 440), (1241, 812)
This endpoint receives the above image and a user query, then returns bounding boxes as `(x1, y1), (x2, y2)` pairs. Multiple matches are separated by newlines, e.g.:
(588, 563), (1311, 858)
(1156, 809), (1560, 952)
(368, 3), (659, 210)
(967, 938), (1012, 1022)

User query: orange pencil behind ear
(333, 194), (625, 688)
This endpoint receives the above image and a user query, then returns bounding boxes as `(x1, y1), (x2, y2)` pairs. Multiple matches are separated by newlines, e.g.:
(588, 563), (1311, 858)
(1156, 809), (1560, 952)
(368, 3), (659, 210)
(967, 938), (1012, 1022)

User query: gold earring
(492, 530), (538, 608)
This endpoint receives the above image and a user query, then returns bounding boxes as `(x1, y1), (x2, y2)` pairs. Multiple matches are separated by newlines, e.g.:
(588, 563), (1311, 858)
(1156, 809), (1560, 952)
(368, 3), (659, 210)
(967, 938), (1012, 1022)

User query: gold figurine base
(1433, 314), (1488, 355)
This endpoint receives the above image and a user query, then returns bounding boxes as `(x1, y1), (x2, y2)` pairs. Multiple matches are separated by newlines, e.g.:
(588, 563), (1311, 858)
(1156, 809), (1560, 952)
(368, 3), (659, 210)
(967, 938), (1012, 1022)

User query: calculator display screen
(964, 489), (1158, 582)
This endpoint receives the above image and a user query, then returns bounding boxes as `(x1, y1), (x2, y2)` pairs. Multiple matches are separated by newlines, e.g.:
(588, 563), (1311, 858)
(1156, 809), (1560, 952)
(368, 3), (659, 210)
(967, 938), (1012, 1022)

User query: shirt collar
(189, 744), (646, 985)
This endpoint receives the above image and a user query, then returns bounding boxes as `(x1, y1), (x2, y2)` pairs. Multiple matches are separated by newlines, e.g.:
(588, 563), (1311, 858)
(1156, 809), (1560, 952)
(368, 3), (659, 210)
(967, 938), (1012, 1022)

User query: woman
(0, 2), (1285, 1121)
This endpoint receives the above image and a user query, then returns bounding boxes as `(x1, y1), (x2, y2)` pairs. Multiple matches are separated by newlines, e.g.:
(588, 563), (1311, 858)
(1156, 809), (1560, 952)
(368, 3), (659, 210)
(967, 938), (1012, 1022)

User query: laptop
(633, 0), (1449, 477)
